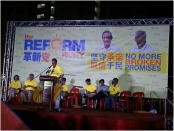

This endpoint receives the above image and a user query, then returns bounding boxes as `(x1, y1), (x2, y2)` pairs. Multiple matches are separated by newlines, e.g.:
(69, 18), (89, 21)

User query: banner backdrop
(12, 26), (169, 98)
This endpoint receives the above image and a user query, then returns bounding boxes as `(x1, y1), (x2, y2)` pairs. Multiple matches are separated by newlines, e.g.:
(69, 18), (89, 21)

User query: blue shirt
(96, 85), (109, 93)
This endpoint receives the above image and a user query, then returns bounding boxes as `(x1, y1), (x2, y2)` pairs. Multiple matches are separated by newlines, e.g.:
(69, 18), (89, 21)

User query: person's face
(102, 33), (112, 48)
(86, 81), (91, 85)
(62, 80), (65, 84)
(100, 81), (104, 86)
(29, 75), (34, 81)
(135, 32), (146, 46)
(112, 80), (118, 85)
(52, 60), (57, 67)
(14, 76), (19, 81)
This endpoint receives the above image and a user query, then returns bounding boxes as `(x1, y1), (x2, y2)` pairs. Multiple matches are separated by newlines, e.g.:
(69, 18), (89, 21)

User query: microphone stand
(34, 66), (51, 79)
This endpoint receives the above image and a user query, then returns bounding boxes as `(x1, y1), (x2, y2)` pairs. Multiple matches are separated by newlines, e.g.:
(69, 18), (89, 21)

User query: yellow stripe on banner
(87, 52), (168, 73)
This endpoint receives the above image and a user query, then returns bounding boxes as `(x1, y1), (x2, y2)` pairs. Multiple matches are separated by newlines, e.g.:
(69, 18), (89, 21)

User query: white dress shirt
(97, 43), (121, 52)
(130, 43), (153, 52)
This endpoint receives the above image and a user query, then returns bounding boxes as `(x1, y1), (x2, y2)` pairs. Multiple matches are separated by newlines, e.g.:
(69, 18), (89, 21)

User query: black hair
(85, 78), (91, 82)
(52, 58), (57, 63)
(113, 78), (118, 82)
(14, 75), (19, 80)
(102, 30), (113, 39)
(135, 30), (146, 40)
(62, 77), (66, 81)
(29, 73), (34, 77)
(99, 79), (104, 83)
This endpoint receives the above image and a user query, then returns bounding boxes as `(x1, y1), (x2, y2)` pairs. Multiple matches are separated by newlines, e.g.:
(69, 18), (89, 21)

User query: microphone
(46, 65), (52, 74)
(48, 65), (52, 69)
(46, 70), (50, 74)
(34, 65), (52, 79)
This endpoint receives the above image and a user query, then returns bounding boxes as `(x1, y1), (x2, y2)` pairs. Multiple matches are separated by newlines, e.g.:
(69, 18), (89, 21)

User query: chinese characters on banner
(89, 53), (123, 71)
(88, 52), (168, 73)
(24, 52), (51, 62)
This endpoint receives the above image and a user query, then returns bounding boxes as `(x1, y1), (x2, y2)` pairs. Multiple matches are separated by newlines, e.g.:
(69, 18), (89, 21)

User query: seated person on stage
(80, 78), (97, 106)
(54, 77), (68, 112)
(8, 75), (22, 102)
(105, 78), (120, 110)
(60, 77), (68, 97)
(21, 73), (38, 103)
(43, 58), (64, 104)
(33, 86), (44, 104)
(92, 79), (109, 108)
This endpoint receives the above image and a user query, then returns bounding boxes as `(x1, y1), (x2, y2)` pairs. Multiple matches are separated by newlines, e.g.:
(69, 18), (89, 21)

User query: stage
(2, 103), (165, 130)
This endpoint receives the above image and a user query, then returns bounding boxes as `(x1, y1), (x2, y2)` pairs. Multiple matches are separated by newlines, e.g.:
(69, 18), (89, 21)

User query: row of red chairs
(99, 91), (144, 111)
(63, 88), (145, 111)
(113, 91), (144, 111)
(63, 87), (96, 108)
(13, 87), (144, 111)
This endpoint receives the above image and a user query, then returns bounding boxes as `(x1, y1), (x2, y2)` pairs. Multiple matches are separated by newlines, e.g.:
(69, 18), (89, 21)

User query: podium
(40, 75), (59, 111)
(39, 76), (58, 82)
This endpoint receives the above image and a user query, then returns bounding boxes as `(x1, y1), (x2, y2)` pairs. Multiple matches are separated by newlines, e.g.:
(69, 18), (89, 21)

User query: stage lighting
(94, 1), (100, 19)
(51, 6), (55, 15)
(37, 3), (46, 9)
(37, 14), (45, 19)
(50, 16), (54, 20)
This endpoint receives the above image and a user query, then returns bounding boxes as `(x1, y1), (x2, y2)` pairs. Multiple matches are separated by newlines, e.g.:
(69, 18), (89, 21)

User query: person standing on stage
(43, 58), (64, 112)
(47, 58), (64, 78)
(105, 78), (120, 111)
(21, 73), (38, 103)
(8, 75), (22, 102)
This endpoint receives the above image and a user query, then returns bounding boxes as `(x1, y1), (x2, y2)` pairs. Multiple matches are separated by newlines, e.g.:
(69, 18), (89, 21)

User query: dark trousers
(92, 92), (107, 109)
(105, 95), (117, 110)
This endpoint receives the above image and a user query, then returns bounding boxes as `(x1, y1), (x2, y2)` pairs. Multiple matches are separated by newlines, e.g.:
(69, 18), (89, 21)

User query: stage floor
(5, 103), (165, 130)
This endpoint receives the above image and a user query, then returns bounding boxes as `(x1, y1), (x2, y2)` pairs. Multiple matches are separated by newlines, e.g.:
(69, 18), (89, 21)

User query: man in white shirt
(130, 30), (153, 52)
(97, 31), (121, 52)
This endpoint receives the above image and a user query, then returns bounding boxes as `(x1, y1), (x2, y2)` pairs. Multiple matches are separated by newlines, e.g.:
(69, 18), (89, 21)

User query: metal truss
(13, 18), (173, 27)
(1, 21), (16, 101)
(1, 18), (173, 101)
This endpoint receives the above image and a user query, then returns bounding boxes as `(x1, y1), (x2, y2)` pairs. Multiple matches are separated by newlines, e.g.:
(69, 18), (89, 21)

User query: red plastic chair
(133, 92), (144, 110)
(100, 98), (106, 110)
(87, 98), (95, 109)
(113, 93), (120, 111)
(14, 92), (22, 104)
(118, 91), (131, 111)
(25, 93), (34, 104)
(62, 95), (67, 108)
(67, 88), (80, 107)
(86, 91), (96, 109)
